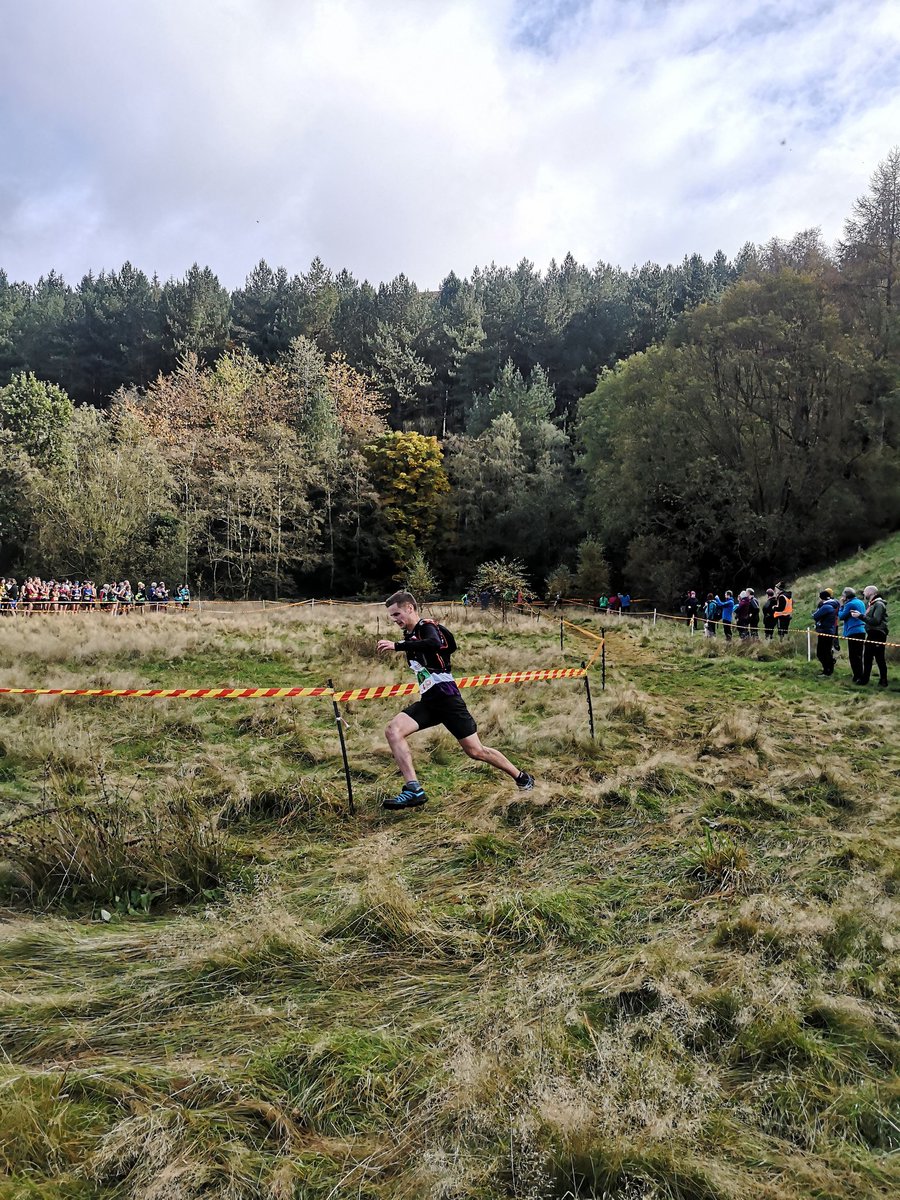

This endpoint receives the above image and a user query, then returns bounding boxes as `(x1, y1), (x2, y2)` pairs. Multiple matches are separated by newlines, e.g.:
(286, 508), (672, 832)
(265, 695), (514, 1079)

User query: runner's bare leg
(458, 733), (521, 780)
(385, 713), (420, 780)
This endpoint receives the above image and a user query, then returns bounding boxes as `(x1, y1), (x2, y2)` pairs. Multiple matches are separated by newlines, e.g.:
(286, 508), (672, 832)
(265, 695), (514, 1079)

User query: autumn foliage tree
(365, 430), (450, 576)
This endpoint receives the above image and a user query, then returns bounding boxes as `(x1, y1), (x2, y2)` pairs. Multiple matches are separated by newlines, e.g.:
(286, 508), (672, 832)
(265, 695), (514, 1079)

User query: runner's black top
(394, 620), (460, 697)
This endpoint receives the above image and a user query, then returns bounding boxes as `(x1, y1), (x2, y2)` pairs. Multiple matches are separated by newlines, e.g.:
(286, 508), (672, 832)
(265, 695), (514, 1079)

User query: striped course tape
(0, 666), (589, 703)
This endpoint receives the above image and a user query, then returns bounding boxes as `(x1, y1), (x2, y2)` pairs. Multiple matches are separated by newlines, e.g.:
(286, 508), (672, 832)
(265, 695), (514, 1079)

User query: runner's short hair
(385, 590), (418, 610)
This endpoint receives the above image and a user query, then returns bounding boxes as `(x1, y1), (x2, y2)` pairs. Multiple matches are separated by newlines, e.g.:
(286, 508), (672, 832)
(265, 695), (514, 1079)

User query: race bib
(410, 660), (434, 695)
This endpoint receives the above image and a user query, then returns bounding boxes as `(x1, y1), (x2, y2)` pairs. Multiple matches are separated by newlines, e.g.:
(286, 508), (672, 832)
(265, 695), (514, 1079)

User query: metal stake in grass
(560, 618), (564, 652)
(582, 660), (595, 739)
(327, 678), (355, 815)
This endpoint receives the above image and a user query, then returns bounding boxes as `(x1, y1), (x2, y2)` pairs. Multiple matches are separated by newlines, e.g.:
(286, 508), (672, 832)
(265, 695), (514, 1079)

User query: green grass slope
(0, 605), (897, 1200)
(791, 530), (900, 616)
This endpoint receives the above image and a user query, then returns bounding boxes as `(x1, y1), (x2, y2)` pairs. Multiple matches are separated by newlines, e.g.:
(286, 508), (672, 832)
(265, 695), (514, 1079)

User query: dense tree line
(1, 150), (898, 598)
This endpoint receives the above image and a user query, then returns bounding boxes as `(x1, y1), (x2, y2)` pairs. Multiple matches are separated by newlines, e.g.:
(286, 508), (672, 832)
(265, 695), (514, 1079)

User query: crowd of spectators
(0, 577), (191, 615)
(693, 581), (889, 687)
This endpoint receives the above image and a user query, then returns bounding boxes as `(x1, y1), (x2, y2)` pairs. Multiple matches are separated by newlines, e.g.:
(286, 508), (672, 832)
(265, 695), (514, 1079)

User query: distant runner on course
(376, 590), (535, 810)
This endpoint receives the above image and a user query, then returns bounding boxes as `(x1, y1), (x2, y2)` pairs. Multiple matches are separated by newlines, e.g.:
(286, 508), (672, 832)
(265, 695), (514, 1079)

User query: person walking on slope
(838, 587), (867, 684)
(857, 585), (889, 688)
(377, 591), (535, 810)
(811, 590), (840, 676)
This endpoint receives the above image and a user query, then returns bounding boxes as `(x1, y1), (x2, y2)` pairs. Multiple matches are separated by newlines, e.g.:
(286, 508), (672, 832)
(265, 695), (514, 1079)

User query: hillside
(0, 598), (898, 1200)
(790, 531), (900, 618)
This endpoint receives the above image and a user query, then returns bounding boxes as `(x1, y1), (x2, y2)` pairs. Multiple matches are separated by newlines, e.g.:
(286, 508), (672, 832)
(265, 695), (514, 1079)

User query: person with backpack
(734, 591), (752, 639)
(811, 590), (840, 676)
(703, 593), (721, 637)
(858, 585), (889, 688)
(838, 587), (867, 683)
(377, 590), (535, 810)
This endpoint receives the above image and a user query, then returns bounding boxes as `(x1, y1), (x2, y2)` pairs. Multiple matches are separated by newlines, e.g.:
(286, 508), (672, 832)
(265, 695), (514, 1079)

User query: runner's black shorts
(403, 691), (477, 740)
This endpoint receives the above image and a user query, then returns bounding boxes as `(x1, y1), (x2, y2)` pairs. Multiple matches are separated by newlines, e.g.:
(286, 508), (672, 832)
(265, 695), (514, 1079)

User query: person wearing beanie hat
(811, 589), (840, 676)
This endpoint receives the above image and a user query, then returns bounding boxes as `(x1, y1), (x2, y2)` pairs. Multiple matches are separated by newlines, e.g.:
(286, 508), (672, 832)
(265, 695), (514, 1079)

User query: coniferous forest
(1, 150), (898, 600)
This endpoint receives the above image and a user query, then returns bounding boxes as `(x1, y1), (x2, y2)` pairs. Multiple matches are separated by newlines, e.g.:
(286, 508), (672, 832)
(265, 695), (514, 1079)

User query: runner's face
(387, 602), (416, 630)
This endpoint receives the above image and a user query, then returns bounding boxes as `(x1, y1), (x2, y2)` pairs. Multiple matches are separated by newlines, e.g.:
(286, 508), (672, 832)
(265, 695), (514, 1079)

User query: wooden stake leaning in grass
(582, 660), (595, 739)
(601, 629), (606, 691)
(327, 678), (355, 815)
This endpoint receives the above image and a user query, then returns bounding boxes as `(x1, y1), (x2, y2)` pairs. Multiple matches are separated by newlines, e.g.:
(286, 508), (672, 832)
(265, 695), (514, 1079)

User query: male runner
(376, 591), (535, 810)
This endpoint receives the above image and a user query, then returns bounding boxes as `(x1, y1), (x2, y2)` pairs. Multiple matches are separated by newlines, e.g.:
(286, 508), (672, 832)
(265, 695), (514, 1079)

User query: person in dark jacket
(734, 591), (752, 639)
(812, 591), (840, 676)
(838, 587), (867, 683)
(762, 588), (777, 639)
(703, 593), (719, 637)
(858, 586), (889, 687)
(747, 588), (760, 638)
(377, 591), (535, 809)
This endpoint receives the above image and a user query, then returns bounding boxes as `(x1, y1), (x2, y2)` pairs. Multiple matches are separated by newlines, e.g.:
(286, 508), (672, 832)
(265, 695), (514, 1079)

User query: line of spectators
(691, 583), (794, 641)
(0, 577), (191, 615)
(810, 585), (889, 687)
(692, 581), (888, 688)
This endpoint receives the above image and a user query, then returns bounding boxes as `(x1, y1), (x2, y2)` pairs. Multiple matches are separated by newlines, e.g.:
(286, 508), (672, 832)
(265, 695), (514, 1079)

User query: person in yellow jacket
(773, 582), (793, 639)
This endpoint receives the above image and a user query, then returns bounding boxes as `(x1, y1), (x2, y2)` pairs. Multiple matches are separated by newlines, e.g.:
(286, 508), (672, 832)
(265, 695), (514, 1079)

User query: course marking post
(582, 660), (595, 740)
(560, 618), (564, 652)
(601, 628), (606, 691)
(328, 677), (355, 815)
(653, 609), (657, 626)
(807, 628), (812, 662)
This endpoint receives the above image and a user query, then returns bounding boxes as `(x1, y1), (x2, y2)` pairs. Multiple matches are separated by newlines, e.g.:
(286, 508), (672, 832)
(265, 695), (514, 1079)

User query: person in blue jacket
(838, 587), (867, 683)
(811, 590), (840, 676)
(719, 590), (735, 641)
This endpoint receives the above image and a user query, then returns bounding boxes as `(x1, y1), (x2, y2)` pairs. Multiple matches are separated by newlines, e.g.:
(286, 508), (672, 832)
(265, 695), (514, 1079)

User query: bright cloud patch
(0, 0), (897, 287)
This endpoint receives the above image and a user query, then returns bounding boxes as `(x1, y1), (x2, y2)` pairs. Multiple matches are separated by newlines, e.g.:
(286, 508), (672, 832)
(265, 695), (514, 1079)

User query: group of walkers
(0, 577), (191, 615)
(693, 582), (889, 687)
(692, 584), (795, 640)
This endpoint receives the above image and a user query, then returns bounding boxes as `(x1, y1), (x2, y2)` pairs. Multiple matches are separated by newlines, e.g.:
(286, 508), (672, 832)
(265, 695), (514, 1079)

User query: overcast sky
(2, 0), (898, 290)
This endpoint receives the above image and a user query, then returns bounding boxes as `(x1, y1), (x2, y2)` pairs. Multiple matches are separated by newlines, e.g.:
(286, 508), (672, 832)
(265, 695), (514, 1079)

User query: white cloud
(0, 0), (897, 288)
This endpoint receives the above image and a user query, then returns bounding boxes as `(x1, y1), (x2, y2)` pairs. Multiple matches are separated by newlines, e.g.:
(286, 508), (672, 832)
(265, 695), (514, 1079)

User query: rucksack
(706, 599), (721, 621)
(421, 619), (458, 656)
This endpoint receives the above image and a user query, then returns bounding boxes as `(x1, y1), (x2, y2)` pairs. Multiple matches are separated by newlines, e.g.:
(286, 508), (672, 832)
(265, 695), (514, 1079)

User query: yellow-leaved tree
(365, 431), (449, 578)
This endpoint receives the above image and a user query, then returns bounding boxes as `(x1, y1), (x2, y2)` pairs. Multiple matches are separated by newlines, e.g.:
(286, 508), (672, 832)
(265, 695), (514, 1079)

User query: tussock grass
(604, 686), (654, 727)
(258, 1025), (430, 1136)
(699, 711), (769, 757)
(1, 594), (898, 1199)
(172, 890), (334, 986)
(481, 882), (628, 946)
(683, 829), (753, 897)
(326, 871), (479, 957)
(0, 785), (230, 911)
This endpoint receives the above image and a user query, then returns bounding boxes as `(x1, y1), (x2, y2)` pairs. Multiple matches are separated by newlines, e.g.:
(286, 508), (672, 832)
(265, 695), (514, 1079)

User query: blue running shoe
(383, 785), (428, 810)
(516, 771), (535, 791)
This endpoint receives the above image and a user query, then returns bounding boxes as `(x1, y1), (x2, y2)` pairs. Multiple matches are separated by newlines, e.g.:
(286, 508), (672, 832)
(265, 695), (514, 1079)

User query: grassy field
(0, 588), (898, 1199)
